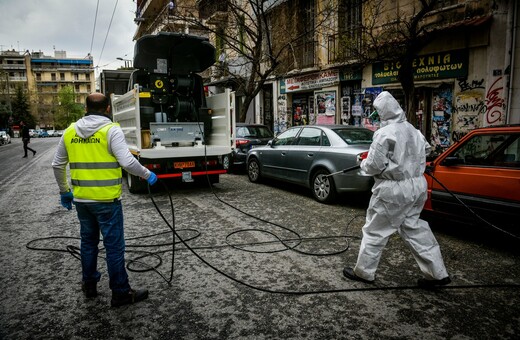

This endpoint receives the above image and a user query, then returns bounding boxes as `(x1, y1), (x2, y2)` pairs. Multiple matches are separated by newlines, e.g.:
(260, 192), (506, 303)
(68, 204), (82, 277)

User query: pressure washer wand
(324, 165), (361, 178)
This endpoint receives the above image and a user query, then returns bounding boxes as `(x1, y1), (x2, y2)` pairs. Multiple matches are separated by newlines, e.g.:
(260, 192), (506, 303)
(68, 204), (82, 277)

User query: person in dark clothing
(20, 121), (36, 158)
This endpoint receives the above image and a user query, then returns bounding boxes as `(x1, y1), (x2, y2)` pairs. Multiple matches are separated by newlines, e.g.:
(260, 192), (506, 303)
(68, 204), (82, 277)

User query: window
(296, 127), (322, 146)
(60, 73), (65, 80)
(273, 128), (300, 146)
(333, 128), (373, 144)
(449, 133), (520, 168)
(51, 73), (56, 81)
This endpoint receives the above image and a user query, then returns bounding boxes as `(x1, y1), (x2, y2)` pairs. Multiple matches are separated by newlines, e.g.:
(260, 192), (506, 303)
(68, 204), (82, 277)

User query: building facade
(132, 0), (520, 151)
(0, 49), (95, 130)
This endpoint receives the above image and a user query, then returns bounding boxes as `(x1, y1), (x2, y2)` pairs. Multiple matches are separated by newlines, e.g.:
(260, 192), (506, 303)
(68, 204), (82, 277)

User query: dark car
(423, 125), (520, 232)
(232, 123), (274, 170)
(246, 125), (374, 203)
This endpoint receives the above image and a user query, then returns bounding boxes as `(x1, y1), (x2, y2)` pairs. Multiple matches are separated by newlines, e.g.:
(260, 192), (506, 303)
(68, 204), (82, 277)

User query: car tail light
(357, 151), (368, 163)
(236, 139), (249, 147)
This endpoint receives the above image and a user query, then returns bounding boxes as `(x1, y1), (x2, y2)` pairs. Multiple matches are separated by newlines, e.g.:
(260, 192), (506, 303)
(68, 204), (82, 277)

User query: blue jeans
(75, 200), (130, 294)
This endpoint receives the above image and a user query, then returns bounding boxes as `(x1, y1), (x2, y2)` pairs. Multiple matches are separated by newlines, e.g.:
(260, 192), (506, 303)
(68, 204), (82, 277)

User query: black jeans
(22, 138), (35, 156)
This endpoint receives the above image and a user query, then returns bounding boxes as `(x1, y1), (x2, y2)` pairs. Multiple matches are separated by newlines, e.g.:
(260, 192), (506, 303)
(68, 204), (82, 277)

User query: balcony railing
(328, 30), (362, 64)
(198, 0), (228, 20)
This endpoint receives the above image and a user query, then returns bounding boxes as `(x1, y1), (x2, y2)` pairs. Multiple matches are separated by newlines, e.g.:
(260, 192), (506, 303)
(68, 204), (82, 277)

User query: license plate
(174, 161), (195, 169)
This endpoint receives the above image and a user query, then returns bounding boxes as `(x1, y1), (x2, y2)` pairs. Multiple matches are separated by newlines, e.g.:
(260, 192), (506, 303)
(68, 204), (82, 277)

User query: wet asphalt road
(0, 137), (519, 339)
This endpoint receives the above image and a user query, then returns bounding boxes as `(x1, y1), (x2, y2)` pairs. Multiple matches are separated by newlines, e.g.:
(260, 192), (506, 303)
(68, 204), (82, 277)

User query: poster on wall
(341, 96), (351, 125)
(315, 91), (336, 125)
(431, 86), (453, 152)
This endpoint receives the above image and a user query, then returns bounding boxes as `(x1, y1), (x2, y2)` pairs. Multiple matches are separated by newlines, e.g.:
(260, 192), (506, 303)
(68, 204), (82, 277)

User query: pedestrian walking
(52, 92), (158, 307)
(343, 91), (451, 288)
(20, 121), (36, 158)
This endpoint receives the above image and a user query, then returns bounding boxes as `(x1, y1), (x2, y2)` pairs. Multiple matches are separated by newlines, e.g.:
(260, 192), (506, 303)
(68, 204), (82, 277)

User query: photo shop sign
(372, 49), (469, 85)
(280, 70), (340, 93)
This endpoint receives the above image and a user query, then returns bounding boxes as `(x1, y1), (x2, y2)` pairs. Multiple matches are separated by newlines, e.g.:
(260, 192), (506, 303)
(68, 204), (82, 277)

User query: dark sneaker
(82, 281), (97, 298)
(417, 276), (451, 288)
(343, 267), (375, 284)
(33, 151), (36, 156)
(111, 288), (149, 307)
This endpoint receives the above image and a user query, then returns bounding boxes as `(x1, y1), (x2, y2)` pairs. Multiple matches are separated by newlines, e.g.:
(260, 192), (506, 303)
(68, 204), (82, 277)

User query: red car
(423, 125), (520, 232)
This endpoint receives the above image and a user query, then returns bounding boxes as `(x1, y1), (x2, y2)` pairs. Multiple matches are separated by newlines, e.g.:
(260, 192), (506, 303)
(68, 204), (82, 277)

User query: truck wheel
(127, 172), (147, 193)
(311, 169), (336, 203)
(247, 158), (261, 183)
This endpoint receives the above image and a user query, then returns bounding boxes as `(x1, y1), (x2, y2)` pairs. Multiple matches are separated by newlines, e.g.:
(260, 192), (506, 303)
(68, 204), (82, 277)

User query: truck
(110, 32), (235, 193)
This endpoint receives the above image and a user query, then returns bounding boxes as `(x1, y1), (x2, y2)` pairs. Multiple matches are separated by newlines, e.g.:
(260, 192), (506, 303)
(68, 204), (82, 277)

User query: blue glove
(147, 172), (157, 186)
(60, 191), (74, 210)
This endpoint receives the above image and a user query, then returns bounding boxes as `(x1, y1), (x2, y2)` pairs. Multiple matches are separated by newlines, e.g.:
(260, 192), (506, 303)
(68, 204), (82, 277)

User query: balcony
(198, 0), (228, 24)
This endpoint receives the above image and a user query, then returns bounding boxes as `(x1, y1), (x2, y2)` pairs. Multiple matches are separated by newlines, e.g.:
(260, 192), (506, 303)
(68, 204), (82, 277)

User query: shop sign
(340, 69), (362, 81)
(372, 49), (468, 85)
(280, 69), (340, 94)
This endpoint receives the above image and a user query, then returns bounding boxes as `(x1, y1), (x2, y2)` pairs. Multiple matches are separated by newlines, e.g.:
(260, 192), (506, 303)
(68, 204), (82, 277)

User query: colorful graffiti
(431, 86), (452, 151)
(485, 77), (505, 125)
(453, 78), (485, 141)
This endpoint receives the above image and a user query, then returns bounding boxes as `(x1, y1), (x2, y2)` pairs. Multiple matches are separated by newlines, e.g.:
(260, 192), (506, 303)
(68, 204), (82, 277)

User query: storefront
(276, 68), (362, 134)
(369, 49), (470, 152)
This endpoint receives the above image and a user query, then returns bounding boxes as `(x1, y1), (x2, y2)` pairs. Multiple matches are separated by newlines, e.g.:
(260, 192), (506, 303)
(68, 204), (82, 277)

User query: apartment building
(132, 0), (520, 150)
(0, 49), (95, 129)
(28, 50), (95, 129)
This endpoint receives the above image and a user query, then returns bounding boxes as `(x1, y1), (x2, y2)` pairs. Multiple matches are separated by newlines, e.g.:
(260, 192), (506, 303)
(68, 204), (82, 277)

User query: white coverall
(353, 91), (449, 282)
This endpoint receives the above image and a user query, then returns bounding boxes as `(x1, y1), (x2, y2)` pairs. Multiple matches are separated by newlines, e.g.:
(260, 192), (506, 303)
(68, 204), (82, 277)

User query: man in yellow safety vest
(52, 92), (158, 307)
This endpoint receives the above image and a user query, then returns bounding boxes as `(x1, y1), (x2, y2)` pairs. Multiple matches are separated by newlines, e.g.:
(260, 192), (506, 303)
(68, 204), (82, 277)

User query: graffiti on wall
(485, 77), (505, 125)
(453, 78), (485, 141)
(431, 86), (453, 151)
(275, 95), (288, 135)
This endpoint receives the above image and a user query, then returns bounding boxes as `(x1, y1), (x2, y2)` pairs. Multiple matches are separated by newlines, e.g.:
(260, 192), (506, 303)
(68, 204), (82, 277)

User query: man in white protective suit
(343, 91), (451, 288)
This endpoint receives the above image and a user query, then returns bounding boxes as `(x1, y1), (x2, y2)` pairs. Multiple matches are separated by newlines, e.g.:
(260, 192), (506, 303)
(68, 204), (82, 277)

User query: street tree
(338, 0), (455, 126)
(54, 86), (84, 129)
(11, 85), (36, 127)
(173, 0), (334, 122)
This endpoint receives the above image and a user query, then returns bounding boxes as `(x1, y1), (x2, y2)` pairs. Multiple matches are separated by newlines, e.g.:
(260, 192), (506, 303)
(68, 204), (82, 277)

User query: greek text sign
(372, 50), (468, 85)
(281, 69), (340, 93)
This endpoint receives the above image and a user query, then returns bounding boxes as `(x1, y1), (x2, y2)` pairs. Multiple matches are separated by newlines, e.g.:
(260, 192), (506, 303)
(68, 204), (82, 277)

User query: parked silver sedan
(247, 125), (374, 203)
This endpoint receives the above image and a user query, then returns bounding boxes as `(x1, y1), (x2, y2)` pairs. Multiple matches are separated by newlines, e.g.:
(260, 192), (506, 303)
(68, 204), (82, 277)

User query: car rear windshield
(333, 128), (373, 144)
(237, 126), (273, 138)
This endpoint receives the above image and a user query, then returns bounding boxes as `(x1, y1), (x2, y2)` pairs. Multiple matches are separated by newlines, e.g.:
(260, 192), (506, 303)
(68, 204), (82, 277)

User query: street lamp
(117, 57), (133, 68)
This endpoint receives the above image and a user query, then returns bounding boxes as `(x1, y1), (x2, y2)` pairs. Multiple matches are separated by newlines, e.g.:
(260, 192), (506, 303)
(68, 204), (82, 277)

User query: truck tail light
(202, 159), (218, 166)
(145, 163), (161, 170)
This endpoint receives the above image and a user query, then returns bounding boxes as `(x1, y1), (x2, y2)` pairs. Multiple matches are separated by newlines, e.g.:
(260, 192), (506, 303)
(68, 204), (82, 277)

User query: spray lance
(324, 110), (379, 178)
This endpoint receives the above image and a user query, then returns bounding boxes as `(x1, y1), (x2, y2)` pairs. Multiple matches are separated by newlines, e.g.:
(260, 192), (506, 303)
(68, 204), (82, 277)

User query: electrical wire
(89, 0), (100, 55)
(96, 0), (119, 70)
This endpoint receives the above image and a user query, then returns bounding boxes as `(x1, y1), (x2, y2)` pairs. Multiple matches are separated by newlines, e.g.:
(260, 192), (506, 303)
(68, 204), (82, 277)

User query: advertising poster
(316, 91), (336, 125)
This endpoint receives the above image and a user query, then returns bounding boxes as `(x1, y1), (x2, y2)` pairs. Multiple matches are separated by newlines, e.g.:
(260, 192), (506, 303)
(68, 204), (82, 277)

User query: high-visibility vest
(64, 123), (122, 200)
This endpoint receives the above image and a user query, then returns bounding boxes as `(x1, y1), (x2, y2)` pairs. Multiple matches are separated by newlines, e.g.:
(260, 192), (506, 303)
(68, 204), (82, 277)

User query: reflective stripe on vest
(64, 122), (122, 200)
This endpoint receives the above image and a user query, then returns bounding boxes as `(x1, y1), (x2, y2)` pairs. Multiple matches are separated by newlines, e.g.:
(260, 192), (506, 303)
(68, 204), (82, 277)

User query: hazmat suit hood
(373, 91), (406, 127)
(73, 114), (113, 139)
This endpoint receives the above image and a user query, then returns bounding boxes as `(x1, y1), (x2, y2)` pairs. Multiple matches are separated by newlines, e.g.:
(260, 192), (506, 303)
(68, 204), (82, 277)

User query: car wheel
(311, 169), (337, 203)
(247, 158), (261, 183)
(127, 172), (147, 193)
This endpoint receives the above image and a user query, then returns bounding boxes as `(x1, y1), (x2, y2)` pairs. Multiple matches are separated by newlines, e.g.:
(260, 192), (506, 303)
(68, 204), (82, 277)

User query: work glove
(147, 172), (158, 186)
(60, 191), (74, 210)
